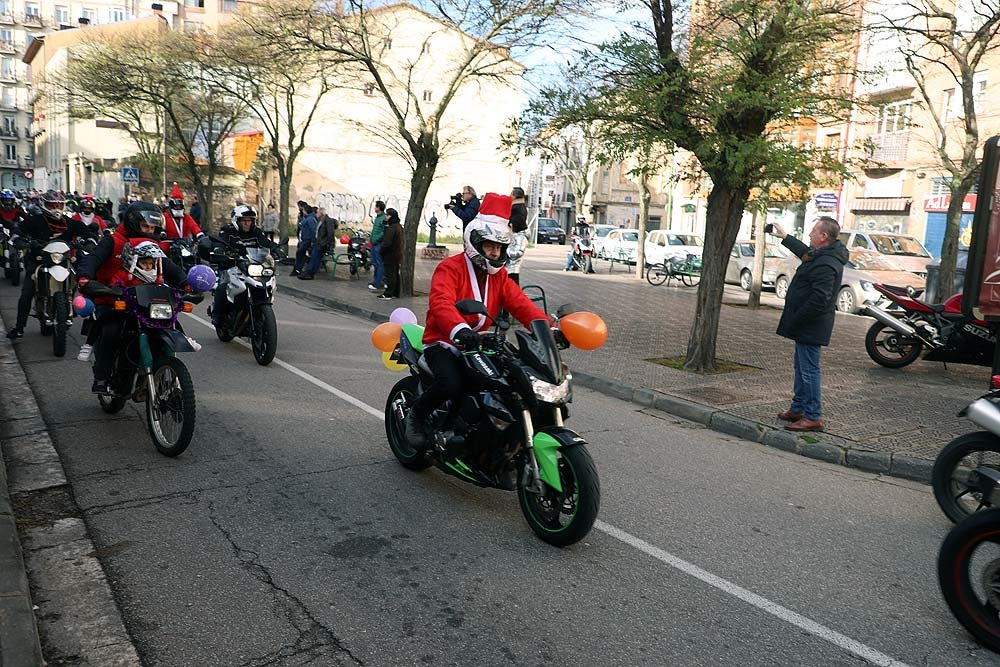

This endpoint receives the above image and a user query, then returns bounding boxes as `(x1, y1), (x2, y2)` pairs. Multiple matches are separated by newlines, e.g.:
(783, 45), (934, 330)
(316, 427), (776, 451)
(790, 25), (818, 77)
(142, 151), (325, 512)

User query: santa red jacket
(163, 212), (202, 240)
(72, 212), (107, 232)
(423, 253), (548, 349)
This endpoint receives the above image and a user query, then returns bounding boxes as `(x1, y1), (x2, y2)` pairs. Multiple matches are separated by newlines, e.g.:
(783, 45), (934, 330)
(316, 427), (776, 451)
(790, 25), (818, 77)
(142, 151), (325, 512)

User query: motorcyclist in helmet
(163, 183), (204, 242)
(77, 201), (194, 393)
(403, 193), (549, 451)
(6, 189), (98, 340)
(564, 214), (595, 272)
(0, 188), (25, 233)
(71, 195), (108, 234)
(208, 204), (280, 328)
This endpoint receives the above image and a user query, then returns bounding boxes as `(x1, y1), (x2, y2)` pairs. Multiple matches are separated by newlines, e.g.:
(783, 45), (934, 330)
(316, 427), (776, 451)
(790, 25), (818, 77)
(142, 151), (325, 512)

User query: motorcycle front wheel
(52, 292), (68, 357)
(864, 322), (923, 368)
(934, 432), (1000, 523)
(938, 508), (1000, 653)
(38, 295), (52, 336)
(251, 304), (278, 366)
(518, 445), (600, 547)
(384, 376), (430, 471)
(145, 357), (195, 457)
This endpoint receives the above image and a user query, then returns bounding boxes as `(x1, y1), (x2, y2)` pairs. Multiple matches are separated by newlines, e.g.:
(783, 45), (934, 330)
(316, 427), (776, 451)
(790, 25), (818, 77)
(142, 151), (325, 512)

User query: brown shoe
(784, 418), (824, 432)
(777, 410), (804, 422)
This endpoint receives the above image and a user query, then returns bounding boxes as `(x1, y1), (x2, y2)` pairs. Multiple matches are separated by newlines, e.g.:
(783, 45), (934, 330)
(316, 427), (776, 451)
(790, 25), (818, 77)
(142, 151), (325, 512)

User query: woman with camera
(445, 185), (480, 229)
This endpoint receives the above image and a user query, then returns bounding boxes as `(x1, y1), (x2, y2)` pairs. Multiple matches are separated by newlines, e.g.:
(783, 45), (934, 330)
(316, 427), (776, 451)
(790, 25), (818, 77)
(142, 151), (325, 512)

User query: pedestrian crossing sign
(122, 167), (139, 184)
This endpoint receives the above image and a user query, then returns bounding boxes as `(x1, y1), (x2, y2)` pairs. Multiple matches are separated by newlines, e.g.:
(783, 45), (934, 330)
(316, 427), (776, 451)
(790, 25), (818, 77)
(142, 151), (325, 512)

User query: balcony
(0, 70), (15, 83)
(866, 132), (910, 163)
(0, 126), (17, 139)
(0, 98), (15, 111)
(0, 41), (15, 54)
(0, 14), (13, 25)
(22, 13), (43, 28)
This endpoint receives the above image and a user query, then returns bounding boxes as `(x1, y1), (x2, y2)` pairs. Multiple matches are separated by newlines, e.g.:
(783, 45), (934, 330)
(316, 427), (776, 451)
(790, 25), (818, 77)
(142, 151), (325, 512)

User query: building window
(1, 58), (14, 80)
(0, 29), (10, 45)
(383, 38), (392, 50)
(82, 8), (95, 22)
(422, 90), (432, 102)
(974, 74), (988, 114)
(0, 1), (9, 17)
(932, 176), (979, 195)
(55, 5), (69, 23)
(876, 101), (912, 136)
(942, 88), (955, 123)
(221, 0), (238, 11)
(364, 83), (375, 96)
(2, 115), (13, 135)
(184, 1), (206, 7)
(422, 41), (430, 54)
(5, 143), (15, 161)
(110, 7), (126, 22)
(24, 4), (39, 18)
(25, 34), (34, 46)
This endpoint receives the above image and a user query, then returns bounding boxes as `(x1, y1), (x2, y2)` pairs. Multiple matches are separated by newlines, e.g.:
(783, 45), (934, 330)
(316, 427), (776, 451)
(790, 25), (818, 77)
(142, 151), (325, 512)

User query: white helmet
(463, 219), (510, 275)
(231, 204), (257, 230)
(121, 240), (165, 284)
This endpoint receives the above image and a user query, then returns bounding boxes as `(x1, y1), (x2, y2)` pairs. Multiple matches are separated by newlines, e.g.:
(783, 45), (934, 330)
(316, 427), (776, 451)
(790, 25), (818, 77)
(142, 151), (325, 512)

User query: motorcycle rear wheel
(145, 357), (195, 457)
(52, 292), (68, 358)
(934, 432), (1000, 523)
(251, 304), (277, 366)
(864, 322), (923, 368)
(938, 508), (1000, 653)
(518, 445), (600, 547)
(384, 376), (430, 471)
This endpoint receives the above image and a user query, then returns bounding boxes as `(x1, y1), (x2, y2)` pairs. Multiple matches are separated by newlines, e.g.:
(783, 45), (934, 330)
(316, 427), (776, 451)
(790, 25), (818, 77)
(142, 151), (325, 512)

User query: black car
(536, 218), (565, 244)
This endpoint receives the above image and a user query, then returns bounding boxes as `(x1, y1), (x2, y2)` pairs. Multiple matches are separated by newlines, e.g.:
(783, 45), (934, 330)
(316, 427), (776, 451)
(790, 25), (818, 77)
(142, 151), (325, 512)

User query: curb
(279, 283), (933, 485)
(0, 311), (141, 665)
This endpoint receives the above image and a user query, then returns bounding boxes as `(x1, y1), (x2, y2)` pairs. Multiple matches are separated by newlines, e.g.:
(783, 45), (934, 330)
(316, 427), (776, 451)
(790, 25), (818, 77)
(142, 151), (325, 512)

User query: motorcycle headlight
(247, 264), (264, 277)
(49, 252), (64, 264)
(261, 268), (274, 277)
(530, 375), (572, 404)
(149, 303), (173, 320)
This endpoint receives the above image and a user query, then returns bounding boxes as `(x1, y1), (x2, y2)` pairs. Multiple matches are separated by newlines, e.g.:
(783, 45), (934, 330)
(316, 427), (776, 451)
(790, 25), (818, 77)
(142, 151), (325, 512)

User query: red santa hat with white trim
(169, 183), (184, 204)
(464, 193), (513, 274)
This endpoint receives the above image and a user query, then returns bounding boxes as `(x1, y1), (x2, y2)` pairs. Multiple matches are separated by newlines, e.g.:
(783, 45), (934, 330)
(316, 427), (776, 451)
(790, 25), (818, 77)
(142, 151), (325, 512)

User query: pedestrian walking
(378, 208), (403, 300)
(770, 217), (848, 432)
(189, 195), (201, 225)
(369, 201), (387, 292)
(261, 203), (279, 242)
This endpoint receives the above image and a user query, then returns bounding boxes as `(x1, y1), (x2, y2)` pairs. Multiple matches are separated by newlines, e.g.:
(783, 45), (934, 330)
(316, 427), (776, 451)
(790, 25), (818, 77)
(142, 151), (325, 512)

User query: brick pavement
(280, 242), (989, 481)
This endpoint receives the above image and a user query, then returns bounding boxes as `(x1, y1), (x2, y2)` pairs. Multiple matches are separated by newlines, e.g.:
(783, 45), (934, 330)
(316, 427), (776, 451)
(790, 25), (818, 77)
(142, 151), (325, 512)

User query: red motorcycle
(862, 283), (995, 368)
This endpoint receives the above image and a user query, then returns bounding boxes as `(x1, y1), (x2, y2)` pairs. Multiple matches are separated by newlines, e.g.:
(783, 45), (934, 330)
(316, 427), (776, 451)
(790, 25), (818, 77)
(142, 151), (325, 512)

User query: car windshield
(538, 219), (558, 229)
(869, 234), (930, 258)
(737, 243), (791, 258)
(849, 249), (904, 271)
(618, 231), (639, 242)
(594, 226), (615, 237)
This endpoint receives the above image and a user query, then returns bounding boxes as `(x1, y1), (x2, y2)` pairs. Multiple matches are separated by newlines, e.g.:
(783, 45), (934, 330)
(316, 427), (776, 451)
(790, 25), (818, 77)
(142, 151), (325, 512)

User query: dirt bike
(80, 281), (202, 457)
(0, 225), (20, 285)
(862, 284), (993, 369)
(384, 301), (602, 547)
(27, 238), (81, 357)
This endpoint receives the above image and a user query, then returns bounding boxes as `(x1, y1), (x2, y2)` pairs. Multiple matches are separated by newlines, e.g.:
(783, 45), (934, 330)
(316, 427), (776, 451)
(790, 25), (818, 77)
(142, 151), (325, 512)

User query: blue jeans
(790, 343), (822, 420)
(306, 243), (327, 275)
(294, 239), (312, 272)
(371, 242), (385, 287)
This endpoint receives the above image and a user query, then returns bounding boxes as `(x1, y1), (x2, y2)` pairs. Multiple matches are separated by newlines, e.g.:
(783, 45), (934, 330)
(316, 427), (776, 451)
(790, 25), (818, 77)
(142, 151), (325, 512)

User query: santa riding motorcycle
(0, 188), (26, 285)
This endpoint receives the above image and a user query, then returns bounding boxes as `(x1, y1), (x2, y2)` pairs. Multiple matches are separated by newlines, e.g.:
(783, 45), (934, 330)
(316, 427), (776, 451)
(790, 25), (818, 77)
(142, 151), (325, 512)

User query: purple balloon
(389, 307), (418, 325)
(75, 298), (95, 318)
(186, 265), (217, 293)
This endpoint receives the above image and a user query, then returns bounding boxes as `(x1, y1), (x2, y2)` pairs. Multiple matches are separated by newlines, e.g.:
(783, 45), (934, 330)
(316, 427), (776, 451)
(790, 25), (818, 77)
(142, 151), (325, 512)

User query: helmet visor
(136, 209), (164, 234)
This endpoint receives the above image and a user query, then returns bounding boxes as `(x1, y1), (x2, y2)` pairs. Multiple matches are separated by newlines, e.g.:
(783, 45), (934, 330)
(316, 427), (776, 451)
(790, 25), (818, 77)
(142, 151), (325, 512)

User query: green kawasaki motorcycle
(384, 300), (604, 547)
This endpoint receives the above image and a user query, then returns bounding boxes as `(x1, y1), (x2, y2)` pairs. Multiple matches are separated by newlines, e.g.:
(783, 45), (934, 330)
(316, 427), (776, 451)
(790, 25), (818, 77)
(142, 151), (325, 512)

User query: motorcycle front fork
(521, 407), (563, 494)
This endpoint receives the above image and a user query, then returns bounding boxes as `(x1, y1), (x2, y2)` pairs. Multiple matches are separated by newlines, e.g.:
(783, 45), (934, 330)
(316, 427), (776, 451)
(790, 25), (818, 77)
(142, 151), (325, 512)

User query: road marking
(184, 312), (911, 667)
(275, 320), (371, 331)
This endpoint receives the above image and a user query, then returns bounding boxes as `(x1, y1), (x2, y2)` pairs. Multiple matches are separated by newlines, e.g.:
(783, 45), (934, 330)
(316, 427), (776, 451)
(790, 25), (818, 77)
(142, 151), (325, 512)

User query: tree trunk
(684, 182), (748, 372)
(401, 163), (435, 297)
(937, 184), (972, 300)
(278, 171), (293, 240)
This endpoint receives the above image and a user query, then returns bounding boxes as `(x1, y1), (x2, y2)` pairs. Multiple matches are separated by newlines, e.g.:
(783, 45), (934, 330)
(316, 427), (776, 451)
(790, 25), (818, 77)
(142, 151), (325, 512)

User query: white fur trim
(475, 213), (508, 226)
(450, 323), (472, 341)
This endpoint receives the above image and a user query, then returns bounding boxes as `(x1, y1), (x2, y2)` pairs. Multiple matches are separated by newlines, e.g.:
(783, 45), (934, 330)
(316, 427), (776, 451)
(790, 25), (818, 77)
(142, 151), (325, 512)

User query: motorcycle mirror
(455, 299), (487, 316)
(556, 304), (578, 318)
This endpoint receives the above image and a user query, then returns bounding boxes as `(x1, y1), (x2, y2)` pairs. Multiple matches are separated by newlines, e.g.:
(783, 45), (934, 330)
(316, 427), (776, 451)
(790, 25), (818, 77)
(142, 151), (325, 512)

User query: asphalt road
(0, 285), (993, 666)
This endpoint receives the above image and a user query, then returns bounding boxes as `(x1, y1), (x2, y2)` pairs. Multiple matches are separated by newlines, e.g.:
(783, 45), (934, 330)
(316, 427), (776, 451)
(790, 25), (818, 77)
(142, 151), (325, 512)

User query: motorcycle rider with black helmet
(77, 201), (191, 393)
(6, 190), (98, 340)
(208, 204), (280, 328)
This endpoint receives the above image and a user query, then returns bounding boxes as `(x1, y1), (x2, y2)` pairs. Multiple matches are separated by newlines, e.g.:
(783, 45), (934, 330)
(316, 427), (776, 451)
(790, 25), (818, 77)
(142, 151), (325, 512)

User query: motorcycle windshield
(516, 319), (563, 385)
(244, 247), (274, 266)
(131, 283), (177, 309)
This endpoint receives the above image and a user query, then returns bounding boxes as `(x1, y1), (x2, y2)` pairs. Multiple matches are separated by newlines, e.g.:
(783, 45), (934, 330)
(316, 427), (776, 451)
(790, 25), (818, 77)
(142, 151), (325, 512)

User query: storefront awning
(849, 197), (911, 213)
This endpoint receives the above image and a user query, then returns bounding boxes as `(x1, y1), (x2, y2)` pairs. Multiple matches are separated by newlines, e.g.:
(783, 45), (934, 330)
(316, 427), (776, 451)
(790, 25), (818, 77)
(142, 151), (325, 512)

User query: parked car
(773, 248), (924, 314)
(725, 240), (792, 291)
(837, 230), (934, 277)
(590, 225), (619, 257)
(644, 230), (704, 267)
(597, 228), (640, 263)
(536, 217), (565, 244)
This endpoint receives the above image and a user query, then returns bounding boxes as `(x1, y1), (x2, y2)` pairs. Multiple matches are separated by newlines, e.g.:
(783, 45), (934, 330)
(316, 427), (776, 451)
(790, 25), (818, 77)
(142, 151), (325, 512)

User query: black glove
(454, 328), (480, 350)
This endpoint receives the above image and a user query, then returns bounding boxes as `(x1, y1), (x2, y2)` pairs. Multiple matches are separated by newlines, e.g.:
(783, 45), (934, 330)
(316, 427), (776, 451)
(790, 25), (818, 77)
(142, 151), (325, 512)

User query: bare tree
(875, 0), (1000, 298)
(252, 0), (585, 296)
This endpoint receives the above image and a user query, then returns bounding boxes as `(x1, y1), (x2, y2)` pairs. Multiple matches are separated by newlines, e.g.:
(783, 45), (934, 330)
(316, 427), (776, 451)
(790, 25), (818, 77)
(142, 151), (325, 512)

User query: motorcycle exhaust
(965, 399), (1000, 436)
(862, 305), (918, 337)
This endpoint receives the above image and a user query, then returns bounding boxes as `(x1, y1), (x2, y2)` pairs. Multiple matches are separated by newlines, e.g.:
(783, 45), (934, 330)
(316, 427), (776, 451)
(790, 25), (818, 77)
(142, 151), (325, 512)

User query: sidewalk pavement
(281, 242), (989, 483)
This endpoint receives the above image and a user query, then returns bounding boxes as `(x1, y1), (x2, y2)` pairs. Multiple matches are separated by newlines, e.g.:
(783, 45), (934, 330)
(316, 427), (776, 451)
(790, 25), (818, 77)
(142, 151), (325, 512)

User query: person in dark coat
(445, 185), (480, 229)
(770, 217), (848, 432)
(378, 208), (403, 299)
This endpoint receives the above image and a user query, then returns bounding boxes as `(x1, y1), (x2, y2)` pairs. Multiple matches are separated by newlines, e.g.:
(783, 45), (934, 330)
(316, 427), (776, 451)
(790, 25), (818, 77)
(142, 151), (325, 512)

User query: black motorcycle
(384, 300), (602, 547)
(166, 237), (199, 272)
(80, 281), (202, 457)
(345, 229), (372, 278)
(0, 225), (20, 286)
(207, 237), (279, 366)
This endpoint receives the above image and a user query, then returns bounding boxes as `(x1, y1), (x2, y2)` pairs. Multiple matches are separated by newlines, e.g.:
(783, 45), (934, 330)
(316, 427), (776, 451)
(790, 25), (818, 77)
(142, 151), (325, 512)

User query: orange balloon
(559, 311), (608, 350)
(371, 322), (402, 352)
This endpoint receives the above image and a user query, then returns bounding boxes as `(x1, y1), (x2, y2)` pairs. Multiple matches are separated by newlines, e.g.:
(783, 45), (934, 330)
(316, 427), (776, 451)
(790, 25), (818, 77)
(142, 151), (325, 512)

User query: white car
(644, 230), (704, 267)
(597, 229), (640, 263)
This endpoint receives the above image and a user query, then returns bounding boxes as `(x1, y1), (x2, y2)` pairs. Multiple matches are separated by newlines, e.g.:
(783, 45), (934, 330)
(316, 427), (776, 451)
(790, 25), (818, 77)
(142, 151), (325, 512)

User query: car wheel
(836, 286), (856, 313)
(775, 276), (789, 299)
(739, 270), (752, 292)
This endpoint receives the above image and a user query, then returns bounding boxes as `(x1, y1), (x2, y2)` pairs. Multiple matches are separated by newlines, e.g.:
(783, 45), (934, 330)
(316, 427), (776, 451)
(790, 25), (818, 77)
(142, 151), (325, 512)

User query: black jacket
(219, 224), (278, 250)
(381, 219), (403, 264)
(510, 201), (528, 233)
(19, 213), (98, 265)
(776, 236), (849, 346)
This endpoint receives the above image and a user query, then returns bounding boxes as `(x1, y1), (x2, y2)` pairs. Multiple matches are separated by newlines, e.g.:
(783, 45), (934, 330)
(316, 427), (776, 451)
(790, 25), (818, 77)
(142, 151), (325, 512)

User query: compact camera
(764, 223), (775, 234)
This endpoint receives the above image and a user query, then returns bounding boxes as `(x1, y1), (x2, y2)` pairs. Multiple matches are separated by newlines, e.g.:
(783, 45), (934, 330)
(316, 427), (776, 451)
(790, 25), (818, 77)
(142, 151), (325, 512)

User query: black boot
(404, 411), (428, 450)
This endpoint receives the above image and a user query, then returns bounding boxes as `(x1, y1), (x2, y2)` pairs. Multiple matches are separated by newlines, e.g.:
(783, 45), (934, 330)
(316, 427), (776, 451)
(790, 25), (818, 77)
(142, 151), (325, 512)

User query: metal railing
(867, 132), (910, 162)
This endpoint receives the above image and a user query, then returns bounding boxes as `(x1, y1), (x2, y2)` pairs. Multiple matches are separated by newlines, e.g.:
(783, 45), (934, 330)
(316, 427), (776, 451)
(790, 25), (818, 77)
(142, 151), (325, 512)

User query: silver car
(774, 248), (925, 314)
(838, 230), (934, 277)
(725, 240), (792, 291)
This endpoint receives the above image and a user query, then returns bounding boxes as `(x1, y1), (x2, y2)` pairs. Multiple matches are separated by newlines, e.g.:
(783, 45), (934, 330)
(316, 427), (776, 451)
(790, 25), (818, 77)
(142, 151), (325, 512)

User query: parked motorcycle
(345, 229), (372, 277)
(568, 233), (595, 273)
(862, 283), (994, 369)
(0, 226), (20, 286)
(80, 280), (202, 457)
(207, 237), (279, 366)
(933, 389), (1000, 523)
(383, 301), (603, 547)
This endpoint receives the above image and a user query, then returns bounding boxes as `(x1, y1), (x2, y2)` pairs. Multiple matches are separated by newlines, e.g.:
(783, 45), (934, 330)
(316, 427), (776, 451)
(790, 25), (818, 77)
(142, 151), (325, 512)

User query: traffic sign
(122, 167), (139, 184)
(22, 170), (32, 179)
(814, 193), (838, 209)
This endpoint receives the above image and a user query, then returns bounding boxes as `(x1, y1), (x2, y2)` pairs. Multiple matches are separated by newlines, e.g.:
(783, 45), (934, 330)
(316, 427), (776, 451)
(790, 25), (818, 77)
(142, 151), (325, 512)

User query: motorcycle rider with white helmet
(208, 205), (280, 328)
(403, 193), (549, 450)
